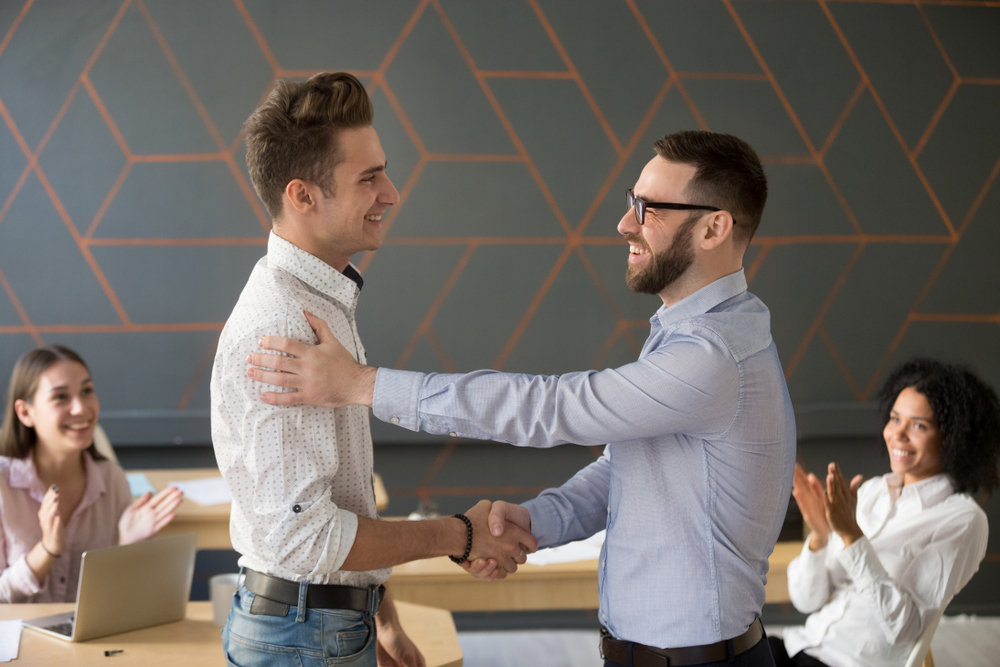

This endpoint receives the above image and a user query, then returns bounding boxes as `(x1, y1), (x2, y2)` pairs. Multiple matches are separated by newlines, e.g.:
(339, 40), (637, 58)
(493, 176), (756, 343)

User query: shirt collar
(8, 451), (107, 506)
(8, 456), (41, 496)
(861, 471), (954, 535)
(267, 232), (362, 310)
(650, 269), (748, 329)
(893, 471), (954, 510)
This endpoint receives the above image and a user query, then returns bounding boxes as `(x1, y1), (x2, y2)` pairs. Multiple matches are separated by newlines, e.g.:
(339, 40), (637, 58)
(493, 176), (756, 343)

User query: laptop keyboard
(44, 614), (74, 637)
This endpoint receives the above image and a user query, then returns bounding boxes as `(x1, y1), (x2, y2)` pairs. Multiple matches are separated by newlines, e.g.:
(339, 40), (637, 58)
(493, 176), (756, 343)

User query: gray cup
(209, 573), (242, 627)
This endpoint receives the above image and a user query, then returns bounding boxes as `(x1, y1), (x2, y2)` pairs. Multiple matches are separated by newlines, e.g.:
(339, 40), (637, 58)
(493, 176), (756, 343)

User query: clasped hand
(793, 462), (864, 550)
(460, 501), (535, 581)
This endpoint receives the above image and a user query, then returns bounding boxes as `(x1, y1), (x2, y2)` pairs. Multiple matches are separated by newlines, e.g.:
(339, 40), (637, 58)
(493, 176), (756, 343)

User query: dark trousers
(604, 634), (776, 667)
(766, 636), (830, 667)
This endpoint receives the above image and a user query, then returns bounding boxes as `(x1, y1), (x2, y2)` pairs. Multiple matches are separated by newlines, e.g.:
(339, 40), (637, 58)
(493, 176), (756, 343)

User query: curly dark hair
(877, 358), (1000, 495)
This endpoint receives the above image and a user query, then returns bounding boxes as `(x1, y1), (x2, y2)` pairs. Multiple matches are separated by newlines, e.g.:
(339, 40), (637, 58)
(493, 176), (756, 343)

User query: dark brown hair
(243, 72), (374, 220)
(0, 345), (104, 460)
(653, 131), (768, 247)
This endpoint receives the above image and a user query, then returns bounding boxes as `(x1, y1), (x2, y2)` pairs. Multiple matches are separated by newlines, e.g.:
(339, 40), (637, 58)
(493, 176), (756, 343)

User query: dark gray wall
(2, 0), (998, 446)
(1, 0), (999, 604)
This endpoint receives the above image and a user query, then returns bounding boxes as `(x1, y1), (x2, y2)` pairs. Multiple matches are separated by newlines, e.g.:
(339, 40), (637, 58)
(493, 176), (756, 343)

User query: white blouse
(783, 472), (988, 667)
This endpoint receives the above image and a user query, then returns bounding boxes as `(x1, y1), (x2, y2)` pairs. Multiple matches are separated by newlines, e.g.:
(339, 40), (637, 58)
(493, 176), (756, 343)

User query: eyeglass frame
(626, 189), (737, 226)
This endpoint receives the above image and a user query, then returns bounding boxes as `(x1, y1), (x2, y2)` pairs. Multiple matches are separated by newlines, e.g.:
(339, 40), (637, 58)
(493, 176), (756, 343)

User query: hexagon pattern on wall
(0, 0), (998, 443)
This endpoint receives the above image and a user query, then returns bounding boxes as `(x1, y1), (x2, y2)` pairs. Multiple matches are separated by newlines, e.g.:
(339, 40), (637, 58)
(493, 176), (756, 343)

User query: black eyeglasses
(626, 189), (736, 226)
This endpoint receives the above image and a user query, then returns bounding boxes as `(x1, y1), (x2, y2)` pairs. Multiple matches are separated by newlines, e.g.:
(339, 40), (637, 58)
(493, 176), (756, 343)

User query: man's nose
(617, 208), (638, 235)
(380, 176), (400, 207)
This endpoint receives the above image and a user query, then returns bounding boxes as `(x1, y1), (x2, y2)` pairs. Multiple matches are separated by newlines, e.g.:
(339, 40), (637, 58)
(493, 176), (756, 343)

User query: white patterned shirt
(783, 472), (988, 667)
(211, 232), (387, 587)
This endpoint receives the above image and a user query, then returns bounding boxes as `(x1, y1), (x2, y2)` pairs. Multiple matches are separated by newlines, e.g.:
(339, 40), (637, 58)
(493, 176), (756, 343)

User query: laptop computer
(22, 531), (197, 642)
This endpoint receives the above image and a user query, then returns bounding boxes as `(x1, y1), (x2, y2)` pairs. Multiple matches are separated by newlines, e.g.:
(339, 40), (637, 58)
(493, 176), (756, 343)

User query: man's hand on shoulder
(461, 501), (536, 581)
(246, 310), (376, 408)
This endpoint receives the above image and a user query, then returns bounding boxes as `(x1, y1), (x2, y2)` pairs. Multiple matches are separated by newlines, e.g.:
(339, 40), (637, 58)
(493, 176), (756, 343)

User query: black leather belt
(243, 568), (384, 615)
(600, 618), (764, 667)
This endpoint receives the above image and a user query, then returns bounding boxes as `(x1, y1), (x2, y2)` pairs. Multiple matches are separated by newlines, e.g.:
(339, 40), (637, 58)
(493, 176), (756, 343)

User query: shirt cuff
(373, 368), (424, 432)
(837, 535), (887, 590)
(326, 509), (359, 573)
(6, 553), (43, 600)
(798, 537), (828, 562)
(521, 498), (562, 550)
(787, 536), (829, 585)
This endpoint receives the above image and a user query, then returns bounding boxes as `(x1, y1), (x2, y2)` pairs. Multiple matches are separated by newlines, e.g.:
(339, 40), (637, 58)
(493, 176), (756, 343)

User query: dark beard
(625, 216), (697, 294)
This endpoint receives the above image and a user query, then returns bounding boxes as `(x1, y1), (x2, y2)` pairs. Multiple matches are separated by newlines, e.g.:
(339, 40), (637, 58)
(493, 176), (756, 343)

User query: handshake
(456, 500), (537, 581)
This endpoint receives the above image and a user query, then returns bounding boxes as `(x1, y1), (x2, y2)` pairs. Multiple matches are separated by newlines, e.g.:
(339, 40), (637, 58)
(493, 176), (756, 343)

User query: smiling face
(15, 360), (99, 458)
(301, 124), (399, 270)
(618, 157), (701, 297)
(883, 386), (944, 485)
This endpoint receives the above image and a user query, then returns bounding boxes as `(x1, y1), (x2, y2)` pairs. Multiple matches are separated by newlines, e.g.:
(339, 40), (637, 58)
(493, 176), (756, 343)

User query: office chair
(905, 600), (950, 667)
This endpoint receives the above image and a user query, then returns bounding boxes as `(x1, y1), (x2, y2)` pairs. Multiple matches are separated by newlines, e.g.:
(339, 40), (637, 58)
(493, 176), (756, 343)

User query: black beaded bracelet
(41, 543), (61, 559)
(449, 513), (473, 564)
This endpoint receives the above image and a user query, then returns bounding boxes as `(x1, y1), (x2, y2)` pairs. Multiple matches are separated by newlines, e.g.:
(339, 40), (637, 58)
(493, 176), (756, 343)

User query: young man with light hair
(211, 72), (534, 667)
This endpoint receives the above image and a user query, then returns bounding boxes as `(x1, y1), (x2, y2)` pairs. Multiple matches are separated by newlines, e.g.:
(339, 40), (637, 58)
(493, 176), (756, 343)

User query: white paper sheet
(168, 477), (232, 506)
(526, 530), (605, 566)
(0, 620), (21, 662)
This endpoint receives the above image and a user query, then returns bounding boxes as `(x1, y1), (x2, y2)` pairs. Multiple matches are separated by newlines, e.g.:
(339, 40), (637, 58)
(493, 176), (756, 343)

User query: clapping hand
(118, 486), (183, 545)
(825, 463), (864, 547)
(37, 485), (65, 557)
(793, 464), (832, 551)
(792, 463), (864, 550)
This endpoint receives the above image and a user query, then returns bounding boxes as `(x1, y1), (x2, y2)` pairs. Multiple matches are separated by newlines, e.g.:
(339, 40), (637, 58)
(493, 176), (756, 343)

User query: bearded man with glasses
(244, 131), (795, 667)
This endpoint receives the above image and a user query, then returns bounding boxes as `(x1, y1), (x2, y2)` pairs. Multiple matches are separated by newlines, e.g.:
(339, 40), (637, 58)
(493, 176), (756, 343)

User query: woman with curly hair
(0, 345), (183, 602)
(769, 358), (999, 667)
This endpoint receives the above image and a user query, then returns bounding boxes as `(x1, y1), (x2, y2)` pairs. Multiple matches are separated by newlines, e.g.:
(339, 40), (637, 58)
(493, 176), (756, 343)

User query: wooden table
(135, 469), (389, 550)
(1, 600), (461, 666)
(388, 541), (805, 611)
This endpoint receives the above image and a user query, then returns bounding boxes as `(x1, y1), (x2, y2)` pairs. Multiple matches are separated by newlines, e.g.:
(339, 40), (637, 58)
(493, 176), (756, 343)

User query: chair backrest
(904, 600), (950, 667)
(92, 423), (118, 464)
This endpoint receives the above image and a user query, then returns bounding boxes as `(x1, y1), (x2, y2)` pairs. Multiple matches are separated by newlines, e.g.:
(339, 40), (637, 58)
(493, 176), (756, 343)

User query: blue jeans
(222, 585), (377, 667)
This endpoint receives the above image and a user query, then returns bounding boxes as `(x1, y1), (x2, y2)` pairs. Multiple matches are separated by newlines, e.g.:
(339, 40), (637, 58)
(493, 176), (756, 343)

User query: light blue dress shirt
(373, 270), (796, 648)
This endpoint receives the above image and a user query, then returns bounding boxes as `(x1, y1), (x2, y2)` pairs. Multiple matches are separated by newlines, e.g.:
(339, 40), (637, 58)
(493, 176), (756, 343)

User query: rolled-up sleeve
(0, 552), (43, 603)
(223, 315), (358, 578)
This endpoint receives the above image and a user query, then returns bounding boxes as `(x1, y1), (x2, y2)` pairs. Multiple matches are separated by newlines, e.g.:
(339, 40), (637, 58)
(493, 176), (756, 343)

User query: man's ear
(699, 211), (735, 251)
(284, 179), (317, 215)
(13, 399), (34, 428)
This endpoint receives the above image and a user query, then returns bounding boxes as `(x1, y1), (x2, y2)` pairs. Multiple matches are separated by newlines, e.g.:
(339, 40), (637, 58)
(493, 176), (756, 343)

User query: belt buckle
(598, 635), (605, 661)
(370, 584), (384, 616)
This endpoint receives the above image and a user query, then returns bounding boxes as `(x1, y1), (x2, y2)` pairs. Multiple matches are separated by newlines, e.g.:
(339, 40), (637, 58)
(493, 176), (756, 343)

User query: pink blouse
(0, 452), (131, 602)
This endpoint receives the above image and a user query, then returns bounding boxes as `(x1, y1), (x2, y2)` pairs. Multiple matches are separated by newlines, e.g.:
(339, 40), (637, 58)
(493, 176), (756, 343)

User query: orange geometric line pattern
(0, 0), (996, 453)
